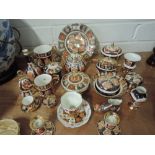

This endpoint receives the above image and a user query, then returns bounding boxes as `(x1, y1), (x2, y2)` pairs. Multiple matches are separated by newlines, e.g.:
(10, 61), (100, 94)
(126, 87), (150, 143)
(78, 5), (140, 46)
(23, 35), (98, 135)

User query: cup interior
(136, 86), (147, 94)
(104, 112), (120, 125)
(33, 118), (44, 129)
(34, 74), (52, 87)
(61, 91), (82, 110)
(22, 96), (34, 106)
(124, 53), (141, 62)
(33, 45), (52, 54)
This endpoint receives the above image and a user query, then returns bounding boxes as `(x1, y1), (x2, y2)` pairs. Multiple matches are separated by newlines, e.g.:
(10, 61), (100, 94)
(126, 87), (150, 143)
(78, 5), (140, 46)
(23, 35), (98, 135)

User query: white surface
(33, 45), (52, 54)
(61, 92), (82, 110)
(34, 74), (52, 87)
(10, 19), (155, 52)
(22, 96), (34, 106)
(124, 53), (141, 62)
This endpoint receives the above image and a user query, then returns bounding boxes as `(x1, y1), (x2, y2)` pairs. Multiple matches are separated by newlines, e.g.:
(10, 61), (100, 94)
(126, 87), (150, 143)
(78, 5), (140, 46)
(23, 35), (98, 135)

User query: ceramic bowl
(96, 74), (120, 96)
(34, 74), (52, 91)
(33, 45), (52, 58)
(60, 91), (82, 113)
(124, 53), (141, 69)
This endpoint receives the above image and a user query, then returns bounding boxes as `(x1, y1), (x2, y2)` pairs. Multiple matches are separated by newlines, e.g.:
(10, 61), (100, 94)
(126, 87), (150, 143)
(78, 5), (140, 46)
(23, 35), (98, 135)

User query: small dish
(94, 76), (127, 98)
(95, 74), (120, 96)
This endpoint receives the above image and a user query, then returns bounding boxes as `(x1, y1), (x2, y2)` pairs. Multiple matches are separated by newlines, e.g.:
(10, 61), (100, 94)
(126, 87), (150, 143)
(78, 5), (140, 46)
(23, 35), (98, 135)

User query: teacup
(30, 116), (46, 135)
(34, 74), (52, 91)
(33, 45), (52, 58)
(61, 91), (83, 114)
(124, 53), (141, 69)
(21, 95), (34, 112)
(104, 111), (120, 130)
(130, 86), (147, 104)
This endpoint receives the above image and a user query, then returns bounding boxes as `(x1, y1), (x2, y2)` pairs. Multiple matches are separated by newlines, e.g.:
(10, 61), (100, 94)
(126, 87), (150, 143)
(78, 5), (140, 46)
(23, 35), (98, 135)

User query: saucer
(31, 121), (56, 135)
(93, 78), (127, 98)
(97, 120), (121, 135)
(57, 99), (91, 128)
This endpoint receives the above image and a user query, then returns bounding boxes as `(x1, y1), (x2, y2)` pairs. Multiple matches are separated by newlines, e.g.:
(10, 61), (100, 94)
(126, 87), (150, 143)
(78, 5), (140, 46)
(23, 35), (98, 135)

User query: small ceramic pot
(65, 53), (86, 72)
(21, 95), (41, 112)
(60, 91), (83, 114)
(34, 74), (52, 91)
(124, 53), (141, 69)
(104, 111), (120, 130)
(130, 86), (147, 104)
(30, 116), (46, 135)
(45, 62), (62, 85)
(33, 45), (52, 59)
